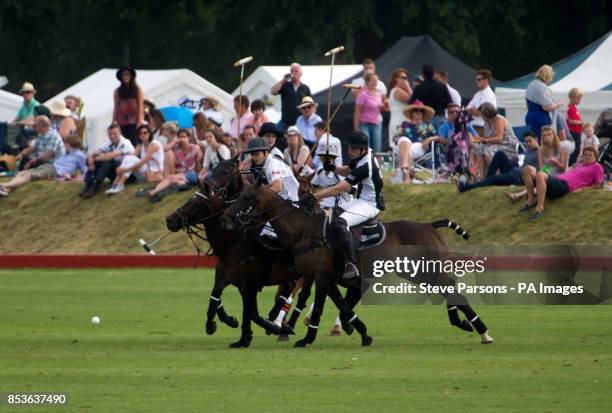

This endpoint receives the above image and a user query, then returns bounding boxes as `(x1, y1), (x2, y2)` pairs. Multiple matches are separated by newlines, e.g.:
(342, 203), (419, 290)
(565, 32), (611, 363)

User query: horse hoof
(303, 316), (311, 327)
(459, 319), (474, 332)
(224, 317), (239, 328)
(205, 320), (217, 335)
(280, 324), (295, 335)
(481, 332), (494, 344)
(229, 340), (249, 348)
(361, 336), (373, 347)
(277, 334), (289, 342)
(294, 340), (308, 348)
(330, 325), (342, 336)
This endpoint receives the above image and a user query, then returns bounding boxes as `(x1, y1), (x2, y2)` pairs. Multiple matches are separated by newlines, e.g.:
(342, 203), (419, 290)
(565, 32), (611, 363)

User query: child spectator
(566, 87), (583, 165)
(250, 99), (269, 134)
(538, 125), (565, 177)
(577, 123), (600, 164)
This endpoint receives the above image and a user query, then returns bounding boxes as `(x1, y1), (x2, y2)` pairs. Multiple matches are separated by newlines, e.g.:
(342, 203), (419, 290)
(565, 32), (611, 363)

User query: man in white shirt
(466, 69), (496, 131)
(435, 69), (461, 106)
(351, 58), (387, 97)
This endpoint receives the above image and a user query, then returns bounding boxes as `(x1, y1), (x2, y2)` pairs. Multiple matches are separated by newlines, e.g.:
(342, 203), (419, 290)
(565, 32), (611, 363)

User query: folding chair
(412, 140), (439, 182)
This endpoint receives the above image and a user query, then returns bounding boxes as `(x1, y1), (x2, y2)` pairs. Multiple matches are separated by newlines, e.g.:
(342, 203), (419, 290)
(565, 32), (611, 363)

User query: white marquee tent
(233, 65), (363, 121)
(0, 89), (22, 122)
(496, 31), (612, 127)
(46, 69), (234, 151)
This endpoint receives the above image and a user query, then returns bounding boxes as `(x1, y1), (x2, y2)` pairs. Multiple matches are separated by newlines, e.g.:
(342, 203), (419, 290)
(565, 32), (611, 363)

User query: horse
(220, 183), (494, 347)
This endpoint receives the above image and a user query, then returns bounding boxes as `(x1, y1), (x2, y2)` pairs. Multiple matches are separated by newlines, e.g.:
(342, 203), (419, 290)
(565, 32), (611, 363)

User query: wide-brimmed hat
(201, 96), (220, 111)
(403, 100), (434, 120)
(116, 67), (136, 81)
(19, 82), (36, 94)
(49, 100), (71, 117)
(258, 122), (284, 139)
(297, 96), (318, 109)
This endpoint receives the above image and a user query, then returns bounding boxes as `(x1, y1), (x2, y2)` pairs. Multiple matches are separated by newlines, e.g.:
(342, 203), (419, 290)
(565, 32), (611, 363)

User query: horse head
(205, 156), (243, 202)
(220, 179), (275, 231)
(296, 171), (315, 196)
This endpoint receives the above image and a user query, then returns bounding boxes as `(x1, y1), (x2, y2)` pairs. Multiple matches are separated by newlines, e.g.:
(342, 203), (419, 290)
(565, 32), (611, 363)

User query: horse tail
(430, 219), (470, 240)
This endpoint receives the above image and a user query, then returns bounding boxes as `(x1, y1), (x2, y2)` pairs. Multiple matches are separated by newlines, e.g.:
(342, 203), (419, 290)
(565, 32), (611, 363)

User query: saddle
(350, 218), (386, 250)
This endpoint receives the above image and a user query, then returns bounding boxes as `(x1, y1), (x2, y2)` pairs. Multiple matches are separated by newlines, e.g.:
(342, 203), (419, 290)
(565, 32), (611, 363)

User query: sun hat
(296, 96), (318, 109)
(116, 67), (136, 81)
(286, 125), (301, 136)
(49, 100), (71, 117)
(19, 82), (36, 94)
(258, 122), (284, 139)
(403, 100), (434, 120)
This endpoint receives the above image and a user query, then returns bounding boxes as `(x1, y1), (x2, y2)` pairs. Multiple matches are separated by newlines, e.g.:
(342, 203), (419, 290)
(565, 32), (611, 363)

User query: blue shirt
(295, 113), (322, 144)
(53, 149), (87, 176)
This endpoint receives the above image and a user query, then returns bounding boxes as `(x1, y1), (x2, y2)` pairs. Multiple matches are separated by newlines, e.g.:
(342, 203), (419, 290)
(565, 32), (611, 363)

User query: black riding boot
(332, 218), (359, 279)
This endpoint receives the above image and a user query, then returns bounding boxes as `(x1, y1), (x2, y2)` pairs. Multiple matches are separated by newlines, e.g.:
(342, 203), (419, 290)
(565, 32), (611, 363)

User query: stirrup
(342, 262), (360, 280)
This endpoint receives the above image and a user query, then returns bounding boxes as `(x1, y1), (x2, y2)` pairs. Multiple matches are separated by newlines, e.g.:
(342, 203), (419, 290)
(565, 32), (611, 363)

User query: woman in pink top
(353, 73), (388, 153)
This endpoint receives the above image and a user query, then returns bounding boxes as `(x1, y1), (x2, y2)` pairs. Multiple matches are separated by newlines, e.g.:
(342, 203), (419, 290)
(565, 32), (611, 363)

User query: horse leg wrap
(350, 316), (373, 346)
(447, 305), (473, 332)
(268, 295), (288, 321)
(207, 295), (221, 319)
(459, 305), (488, 334)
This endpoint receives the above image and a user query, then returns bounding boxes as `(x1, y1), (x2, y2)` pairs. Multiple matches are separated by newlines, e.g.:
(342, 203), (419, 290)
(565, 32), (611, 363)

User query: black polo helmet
(347, 131), (369, 149)
(244, 137), (270, 153)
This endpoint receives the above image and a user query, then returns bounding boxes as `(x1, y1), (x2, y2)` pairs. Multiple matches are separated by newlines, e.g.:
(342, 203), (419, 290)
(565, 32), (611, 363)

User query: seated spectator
(14, 115), (65, 171)
(80, 123), (134, 198)
(392, 101), (438, 183)
(472, 102), (519, 180)
(520, 146), (603, 221)
(49, 100), (77, 140)
(566, 87), (583, 165)
(201, 129), (230, 178)
(577, 123), (599, 164)
(64, 95), (82, 121)
(144, 130), (202, 203)
(239, 125), (257, 160)
(146, 108), (166, 144)
(437, 103), (477, 174)
(311, 140), (351, 209)
(250, 99), (269, 134)
(296, 96), (323, 149)
(12, 83), (40, 126)
(284, 126), (312, 175)
(192, 112), (208, 143)
(229, 95), (254, 140)
(313, 121), (342, 168)
(105, 125), (164, 194)
(458, 132), (539, 192)
(200, 96), (224, 127)
(159, 122), (179, 176)
(222, 132), (238, 158)
(541, 125), (571, 176)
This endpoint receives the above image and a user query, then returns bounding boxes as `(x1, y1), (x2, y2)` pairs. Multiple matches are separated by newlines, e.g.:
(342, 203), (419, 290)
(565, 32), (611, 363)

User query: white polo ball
(91, 316), (101, 325)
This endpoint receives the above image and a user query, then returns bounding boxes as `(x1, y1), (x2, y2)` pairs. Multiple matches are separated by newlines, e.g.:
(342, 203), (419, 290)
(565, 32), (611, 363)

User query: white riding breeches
(339, 198), (380, 227)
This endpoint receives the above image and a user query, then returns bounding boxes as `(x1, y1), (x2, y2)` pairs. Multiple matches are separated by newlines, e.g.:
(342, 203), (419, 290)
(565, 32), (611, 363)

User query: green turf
(1, 269), (611, 412)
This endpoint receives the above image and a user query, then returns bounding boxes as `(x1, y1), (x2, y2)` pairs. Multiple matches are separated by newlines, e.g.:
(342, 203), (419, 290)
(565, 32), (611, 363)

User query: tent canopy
(497, 31), (612, 126)
(0, 89), (22, 122)
(46, 68), (234, 151)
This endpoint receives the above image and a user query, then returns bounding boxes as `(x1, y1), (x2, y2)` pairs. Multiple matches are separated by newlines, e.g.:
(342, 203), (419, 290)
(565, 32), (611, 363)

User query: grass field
(1, 268), (611, 412)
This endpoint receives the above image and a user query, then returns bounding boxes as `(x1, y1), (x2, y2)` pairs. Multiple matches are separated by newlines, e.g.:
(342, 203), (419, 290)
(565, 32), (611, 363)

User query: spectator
(229, 95), (254, 140)
(239, 125), (257, 159)
(64, 95), (81, 121)
(112, 67), (144, 147)
(313, 121), (342, 168)
(192, 112), (208, 144)
(105, 125), (164, 194)
(351, 58), (388, 98)
(466, 69), (496, 134)
(11, 115), (65, 173)
(200, 96), (224, 127)
(437, 103), (477, 170)
(392, 101), (437, 183)
(577, 123), (600, 164)
(271, 63), (311, 131)
(201, 129), (230, 177)
(147, 108), (166, 144)
(354, 73), (387, 153)
(0, 135), (86, 196)
(566, 87), (583, 165)
(520, 146), (603, 221)
(473, 102), (519, 180)
(459, 132), (540, 193)
(409, 65), (451, 129)
(12, 82), (39, 125)
(538, 125), (564, 177)
(525, 65), (563, 141)
(49, 100), (77, 140)
(284, 126), (311, 175)
(435, 69), (461, 106)
(143, 129), (202, 203)
(222, 132), (237, 159)
(80, 123), (134, 198)
(556, 117), (574, 170)
(387, 68), (412, 147)
(413, 75), (424, 88)
(259, 122), (285, 160)
(296, 96), (323, 148)
(250, 99), (269, 134)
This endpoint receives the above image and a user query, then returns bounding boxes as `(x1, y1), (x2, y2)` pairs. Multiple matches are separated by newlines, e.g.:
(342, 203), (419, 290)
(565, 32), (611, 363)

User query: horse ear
(308, 171), (316, 181)
(230, 154), (240, 164)
(254, 172), (264, 187)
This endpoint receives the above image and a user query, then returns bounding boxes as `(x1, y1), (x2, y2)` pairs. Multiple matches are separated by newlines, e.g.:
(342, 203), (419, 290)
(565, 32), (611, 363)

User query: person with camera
(271, 63), (311, 131)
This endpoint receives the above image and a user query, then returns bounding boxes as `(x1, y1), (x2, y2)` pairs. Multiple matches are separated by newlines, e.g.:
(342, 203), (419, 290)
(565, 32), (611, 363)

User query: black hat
(244, 137), (270, 153)
(347, 131), (369, 149)
(258, 122), (284, 139)
(116, 67), (136, 81)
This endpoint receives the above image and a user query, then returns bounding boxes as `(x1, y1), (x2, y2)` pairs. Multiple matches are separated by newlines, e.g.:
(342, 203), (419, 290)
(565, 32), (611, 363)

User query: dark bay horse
(221, 183), (494, 346)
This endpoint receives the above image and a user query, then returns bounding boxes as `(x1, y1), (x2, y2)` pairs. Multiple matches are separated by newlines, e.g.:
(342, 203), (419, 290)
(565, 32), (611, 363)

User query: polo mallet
(233, 56), (254, 140)
(324, 45), (344, 153)
(138, 231), (171, 255)
(330, 84), (361, 123)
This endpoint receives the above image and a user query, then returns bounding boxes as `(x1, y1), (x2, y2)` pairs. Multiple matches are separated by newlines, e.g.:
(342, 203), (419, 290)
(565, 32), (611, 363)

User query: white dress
(388, 87), (408, 148)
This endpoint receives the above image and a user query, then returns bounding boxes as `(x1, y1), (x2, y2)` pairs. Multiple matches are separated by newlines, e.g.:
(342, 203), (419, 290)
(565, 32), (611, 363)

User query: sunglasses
(301, 105), (314, 110)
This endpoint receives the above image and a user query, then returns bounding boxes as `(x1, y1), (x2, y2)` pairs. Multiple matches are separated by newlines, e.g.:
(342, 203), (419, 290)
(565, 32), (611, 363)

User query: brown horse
(221, 183), (494, 347)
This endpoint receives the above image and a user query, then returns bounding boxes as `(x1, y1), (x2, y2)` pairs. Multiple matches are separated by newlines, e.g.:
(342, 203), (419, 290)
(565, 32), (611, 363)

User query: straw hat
(296, 96), (318, 109)
(49, 100), (71, 117)
(19, 82), (36, 94)
(403, 100), (434, 120)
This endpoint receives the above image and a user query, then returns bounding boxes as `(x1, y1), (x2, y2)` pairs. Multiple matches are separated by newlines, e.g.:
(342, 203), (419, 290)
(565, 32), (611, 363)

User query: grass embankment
(1, 269), (611, 412)
(0, 180), (610, 254)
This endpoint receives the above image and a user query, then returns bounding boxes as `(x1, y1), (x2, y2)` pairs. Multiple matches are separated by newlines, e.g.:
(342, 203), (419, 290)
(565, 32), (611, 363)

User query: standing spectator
(229, 95), (254, 140)
(271, 63), (311, 131)
(577, 123), (600, 164)
(466, 69), (496, 134)
(351, 58), (387, 98)
(112, 67), (144, 147)
(0, 135), (86, 197)
(295, 96), (322, 148)
(387, 68), (412, 147)
(413, 75), (424, 89)
(49, 100), (77, 140)
(435, 69), (461, 106)
(409, 65), (451, 129)
(80, 123), (134, 198)
(13, 116), (65, 171)
(566, 87), (583, 165)
(250, 99), (269, 134)
(12, 82), (39, 125)
(284, 126), (311, 175)
(525, 65), (563, 141)
(199, 96), (224, 127)
(354, 73), (387, 153)
(64, 95), (81, 121)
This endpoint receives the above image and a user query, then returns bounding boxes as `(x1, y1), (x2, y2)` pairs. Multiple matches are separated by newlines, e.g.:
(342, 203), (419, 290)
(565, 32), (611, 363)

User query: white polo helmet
(316, 136), (341, 157)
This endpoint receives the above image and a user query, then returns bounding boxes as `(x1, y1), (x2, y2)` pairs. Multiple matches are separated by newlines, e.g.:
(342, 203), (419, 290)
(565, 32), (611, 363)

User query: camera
(284, 74), (292, 82)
